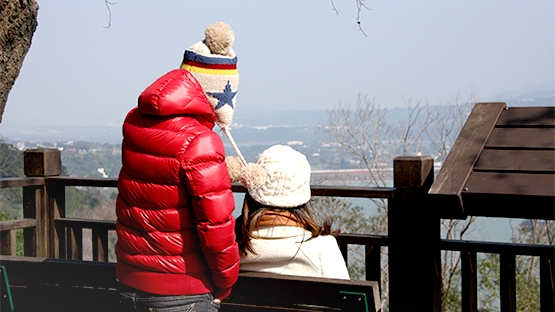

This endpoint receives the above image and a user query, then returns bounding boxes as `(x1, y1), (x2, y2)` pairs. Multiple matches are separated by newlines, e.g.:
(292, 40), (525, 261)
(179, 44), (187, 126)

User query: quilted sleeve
(182, 131), (240, 299)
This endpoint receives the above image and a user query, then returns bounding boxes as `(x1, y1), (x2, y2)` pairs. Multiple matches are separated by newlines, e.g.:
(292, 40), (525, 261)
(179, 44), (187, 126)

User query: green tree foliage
(512, 220), (553, 311)
(0, 140), (24, 218)
(0, 141), (25, 255)
(60, 141), (121, 178)
(0, 140), (23, 178)
(0, 202), (24, 256)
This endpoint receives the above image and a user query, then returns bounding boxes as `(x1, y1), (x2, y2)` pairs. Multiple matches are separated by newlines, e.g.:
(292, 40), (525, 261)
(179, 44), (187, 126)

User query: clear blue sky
(1, 1), (553, 128)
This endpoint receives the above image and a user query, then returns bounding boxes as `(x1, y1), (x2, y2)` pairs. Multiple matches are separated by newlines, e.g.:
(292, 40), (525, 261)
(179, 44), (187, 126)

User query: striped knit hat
(180, 22), (239, 131)
(181, 22), (246, 167)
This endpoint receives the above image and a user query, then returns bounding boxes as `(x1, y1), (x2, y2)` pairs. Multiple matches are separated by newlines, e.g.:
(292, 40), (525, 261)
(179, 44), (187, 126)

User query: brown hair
(235, 193), (337, 256)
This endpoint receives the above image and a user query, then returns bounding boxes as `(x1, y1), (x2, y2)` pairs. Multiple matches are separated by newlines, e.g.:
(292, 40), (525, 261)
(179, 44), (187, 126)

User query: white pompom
(225, 156), (243, 182)
(241, 163), (266, 189)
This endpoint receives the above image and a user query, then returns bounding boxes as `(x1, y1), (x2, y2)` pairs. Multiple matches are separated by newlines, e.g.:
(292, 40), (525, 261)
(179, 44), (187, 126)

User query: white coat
(240, 226), (350, 279)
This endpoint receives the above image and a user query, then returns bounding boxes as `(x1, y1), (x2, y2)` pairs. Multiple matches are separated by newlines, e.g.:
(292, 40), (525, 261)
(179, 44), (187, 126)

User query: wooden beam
(429, 102), (506, 219)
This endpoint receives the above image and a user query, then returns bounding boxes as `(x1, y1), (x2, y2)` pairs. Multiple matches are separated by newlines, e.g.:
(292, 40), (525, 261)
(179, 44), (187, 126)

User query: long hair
(235, 193), (337, 256)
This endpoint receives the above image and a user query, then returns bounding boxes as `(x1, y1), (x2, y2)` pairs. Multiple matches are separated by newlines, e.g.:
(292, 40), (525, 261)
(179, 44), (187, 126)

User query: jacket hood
(137, 69), (216, 123)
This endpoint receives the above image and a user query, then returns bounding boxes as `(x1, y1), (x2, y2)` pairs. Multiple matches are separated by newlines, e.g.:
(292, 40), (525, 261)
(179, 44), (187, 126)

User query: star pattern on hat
(207, 81), (237, 110)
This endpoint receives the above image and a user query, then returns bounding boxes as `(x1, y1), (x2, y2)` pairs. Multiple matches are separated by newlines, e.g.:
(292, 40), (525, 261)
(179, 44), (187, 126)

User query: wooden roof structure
(429, 102), (555, 220)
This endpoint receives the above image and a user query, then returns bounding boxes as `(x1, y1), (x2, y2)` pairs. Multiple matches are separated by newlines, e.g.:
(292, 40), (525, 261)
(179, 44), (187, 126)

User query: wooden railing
(1, 149), (554, 312)
(441, 239), (554, 312)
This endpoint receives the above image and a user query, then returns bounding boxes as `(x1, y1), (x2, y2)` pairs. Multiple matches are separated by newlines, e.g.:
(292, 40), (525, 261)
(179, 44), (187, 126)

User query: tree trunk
(0, 0), (39, 123)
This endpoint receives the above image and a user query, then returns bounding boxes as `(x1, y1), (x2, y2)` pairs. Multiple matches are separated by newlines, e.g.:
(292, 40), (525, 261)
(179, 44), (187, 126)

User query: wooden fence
(1, 149), (554, 311)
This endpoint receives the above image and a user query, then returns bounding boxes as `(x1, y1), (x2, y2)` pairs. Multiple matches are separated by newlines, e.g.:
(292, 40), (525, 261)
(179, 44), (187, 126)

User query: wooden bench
(0, 256), (381, 312)
(223, 271), (380, 311)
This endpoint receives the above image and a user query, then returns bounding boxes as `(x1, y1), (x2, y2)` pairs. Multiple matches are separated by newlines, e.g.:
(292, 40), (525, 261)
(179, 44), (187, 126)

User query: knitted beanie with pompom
(181, 22), (239, 131)
(182, 22), (245, 166)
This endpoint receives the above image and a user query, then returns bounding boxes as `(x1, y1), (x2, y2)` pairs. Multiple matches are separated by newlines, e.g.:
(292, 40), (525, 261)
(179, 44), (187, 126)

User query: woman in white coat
(229, 145), (350, 279)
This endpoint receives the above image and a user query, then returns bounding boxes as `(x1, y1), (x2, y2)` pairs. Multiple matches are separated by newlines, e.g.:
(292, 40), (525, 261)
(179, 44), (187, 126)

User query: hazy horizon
(0, 1), (553, 129)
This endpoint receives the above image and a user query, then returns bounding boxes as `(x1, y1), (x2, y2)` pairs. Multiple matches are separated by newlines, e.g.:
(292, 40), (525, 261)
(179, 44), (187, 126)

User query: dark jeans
(117, 283), (220, 312)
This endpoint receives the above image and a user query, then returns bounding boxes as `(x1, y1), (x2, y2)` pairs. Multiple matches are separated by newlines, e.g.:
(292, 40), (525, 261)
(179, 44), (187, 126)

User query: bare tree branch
(103, 1), (116, 28)
(329, 0), (371, 37)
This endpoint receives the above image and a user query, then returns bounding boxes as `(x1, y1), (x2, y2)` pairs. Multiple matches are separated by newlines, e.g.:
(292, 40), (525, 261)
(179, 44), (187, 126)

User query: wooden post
(500, 253), (516, 312)
(23, 149), (64, 258)
(388, 156), (441, 312)
(461, 251), (478, 312)
(540, 253), (555, 312)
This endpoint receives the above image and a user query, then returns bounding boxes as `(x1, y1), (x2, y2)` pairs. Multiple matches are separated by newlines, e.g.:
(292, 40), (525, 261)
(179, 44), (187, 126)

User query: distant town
(1, 93), (553, 184)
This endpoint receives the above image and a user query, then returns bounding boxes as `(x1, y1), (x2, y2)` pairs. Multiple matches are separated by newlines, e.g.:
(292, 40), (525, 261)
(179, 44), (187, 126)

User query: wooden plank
(0, 219), (37, 231)
(475, 149), (555, 172)
(486, 128), (555, 149)
(45, 176), (118, 188)
(463, 171), (554, 219)
(461, 192), (555, 220)
(439, 239), (555, 257)
(366, 245), (381, 291)
(23, 185), (45, 257)
(10, 285), (119, 312)
(337, 234), (388, 246)
(311, 185), (394, 199)
(55, 218), (116, 231)
(496, 107), (555, 127)
(92, 229), (109, 262)
(233, 183), (394, 199)
(0, 177), (45, 188)
(227, 271), (380, 312)
(0, 256), (118, 288)
(1, 256), (119, 312)
(429, 102), (506, 218)
(465, 172), (554, 197)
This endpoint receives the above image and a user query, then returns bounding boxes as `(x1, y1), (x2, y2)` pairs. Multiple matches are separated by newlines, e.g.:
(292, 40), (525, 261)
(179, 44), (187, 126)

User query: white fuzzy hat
(228, 145), (311, 208)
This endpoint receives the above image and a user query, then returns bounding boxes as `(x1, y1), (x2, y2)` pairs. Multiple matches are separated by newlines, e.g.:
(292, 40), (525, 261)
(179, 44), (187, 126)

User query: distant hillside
(234, 110), (328, 127)
(1, 89), (552, 145)
(1, 125), (123, 145)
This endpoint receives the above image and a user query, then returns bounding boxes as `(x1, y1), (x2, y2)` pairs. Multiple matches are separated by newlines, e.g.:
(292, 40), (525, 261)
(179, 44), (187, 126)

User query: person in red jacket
(115, 22), (240, 311)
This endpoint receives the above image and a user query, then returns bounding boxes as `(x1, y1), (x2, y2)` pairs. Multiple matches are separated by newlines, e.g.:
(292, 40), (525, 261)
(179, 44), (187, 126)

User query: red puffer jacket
(115, 69), (240, 300)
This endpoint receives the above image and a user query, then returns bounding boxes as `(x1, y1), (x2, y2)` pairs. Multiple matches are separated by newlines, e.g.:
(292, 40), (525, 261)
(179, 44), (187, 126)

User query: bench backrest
(0, 256), (381, 312)
(224, 271), (380, 312)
